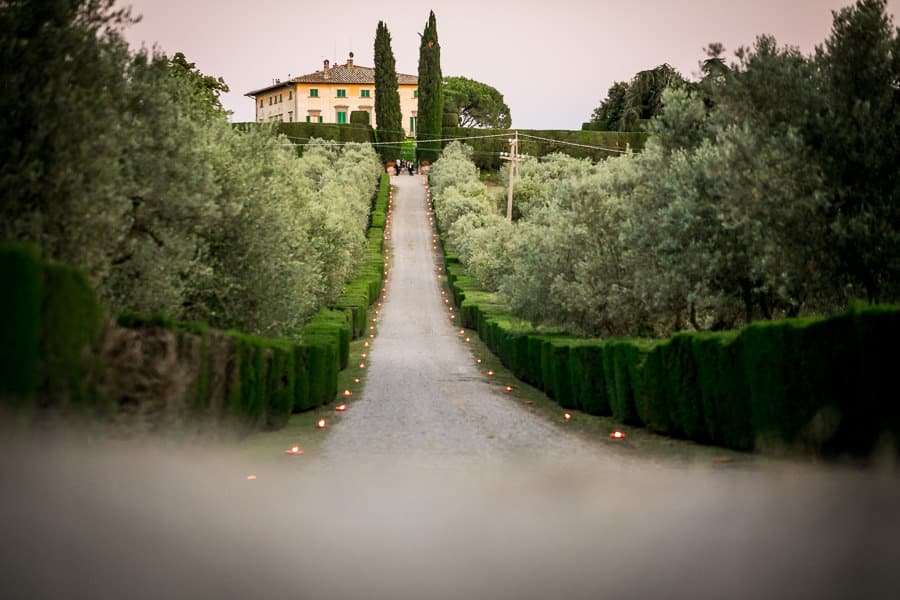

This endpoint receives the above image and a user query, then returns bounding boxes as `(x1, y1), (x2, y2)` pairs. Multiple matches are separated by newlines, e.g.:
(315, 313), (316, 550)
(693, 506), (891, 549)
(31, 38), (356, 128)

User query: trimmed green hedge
(330, 172), (389, 338)
(0, 244), (342, 433)
(273, 122), (375, 148)
(1, 173), (389, 433)
(569, 342), (611, 416)
(442, 127), (649, 170)
(350, 110), (370, 126)
(0, 243), (42, 404)
(434, 218), (900, 457)
(40, 261), (105, 412)
(0, 244), (105, 414)
(233, 121), (375, 152)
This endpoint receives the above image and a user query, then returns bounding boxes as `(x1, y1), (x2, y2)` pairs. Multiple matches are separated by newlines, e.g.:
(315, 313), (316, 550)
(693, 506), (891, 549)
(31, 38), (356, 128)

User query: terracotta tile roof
(246, 64), (417, 96)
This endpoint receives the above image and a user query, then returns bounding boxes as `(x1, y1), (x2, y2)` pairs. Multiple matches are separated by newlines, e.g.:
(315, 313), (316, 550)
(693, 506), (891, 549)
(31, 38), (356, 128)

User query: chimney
(347, 51), (354, 67)
(323, 59), (330, 79)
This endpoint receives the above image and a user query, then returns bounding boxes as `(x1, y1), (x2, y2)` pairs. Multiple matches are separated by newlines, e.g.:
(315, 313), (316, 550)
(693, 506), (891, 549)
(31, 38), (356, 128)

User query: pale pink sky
(122, 0), (899, 129)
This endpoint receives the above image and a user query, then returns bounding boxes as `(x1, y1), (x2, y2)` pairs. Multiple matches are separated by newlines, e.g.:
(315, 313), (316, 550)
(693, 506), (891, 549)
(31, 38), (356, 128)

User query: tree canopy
(168, 51), (229, 114)
(436, 0), (900, 337)
(1, 0), (383, 337)
(416, 10), (443, 163)
(373, 21), (402, 162)
(442, 76), (511, 128)
(589, 64), (686, 131)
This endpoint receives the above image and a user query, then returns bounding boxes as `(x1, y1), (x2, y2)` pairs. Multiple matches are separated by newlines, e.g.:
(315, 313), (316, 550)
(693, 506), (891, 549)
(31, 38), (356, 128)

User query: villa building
(246, 53), (419, 136)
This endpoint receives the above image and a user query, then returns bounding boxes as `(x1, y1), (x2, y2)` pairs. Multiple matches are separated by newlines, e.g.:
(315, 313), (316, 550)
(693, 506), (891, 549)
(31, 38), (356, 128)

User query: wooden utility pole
(500, 131), (523, 221)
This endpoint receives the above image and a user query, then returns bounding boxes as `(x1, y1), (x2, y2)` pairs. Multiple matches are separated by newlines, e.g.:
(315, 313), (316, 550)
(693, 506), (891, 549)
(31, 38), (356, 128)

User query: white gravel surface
(319, 174), (611, 468)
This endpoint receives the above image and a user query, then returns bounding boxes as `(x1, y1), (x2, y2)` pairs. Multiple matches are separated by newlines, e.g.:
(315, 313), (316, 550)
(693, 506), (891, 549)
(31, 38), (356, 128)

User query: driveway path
(320, 173), (608, 467)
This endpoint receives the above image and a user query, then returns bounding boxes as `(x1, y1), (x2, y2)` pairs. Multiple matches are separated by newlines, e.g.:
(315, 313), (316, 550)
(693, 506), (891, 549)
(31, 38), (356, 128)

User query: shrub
(441, 127), (647, 170)
(271, 121), (375, 147)
(264, 341), (295, 429)
(0, 243), (42, 404)
(350, 110), (370, 125)
(569, 342), (611, 416)
(227, 334), (271, 433)
(436, 227), (900, 457)
(40, 260), (105, 412)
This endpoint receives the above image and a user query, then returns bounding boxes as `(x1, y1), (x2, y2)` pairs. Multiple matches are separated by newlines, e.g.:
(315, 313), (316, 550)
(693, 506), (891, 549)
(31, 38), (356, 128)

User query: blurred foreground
(1, 431), (898, 599)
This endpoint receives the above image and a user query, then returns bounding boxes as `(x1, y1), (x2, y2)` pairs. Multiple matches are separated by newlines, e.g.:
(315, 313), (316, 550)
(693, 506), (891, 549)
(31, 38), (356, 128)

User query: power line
(516, 132), (631, 154)
(278, 131), (513, 148)
(273, 129), (633, 158)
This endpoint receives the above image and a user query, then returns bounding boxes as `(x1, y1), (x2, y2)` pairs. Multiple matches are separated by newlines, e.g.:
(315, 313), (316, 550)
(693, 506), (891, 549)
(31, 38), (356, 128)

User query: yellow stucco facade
(247, 56), (419, 136)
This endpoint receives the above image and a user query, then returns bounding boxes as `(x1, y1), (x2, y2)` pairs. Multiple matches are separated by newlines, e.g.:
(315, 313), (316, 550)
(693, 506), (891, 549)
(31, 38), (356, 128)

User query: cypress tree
(374, 21), (402, 163)
(417, 10), (443, 163)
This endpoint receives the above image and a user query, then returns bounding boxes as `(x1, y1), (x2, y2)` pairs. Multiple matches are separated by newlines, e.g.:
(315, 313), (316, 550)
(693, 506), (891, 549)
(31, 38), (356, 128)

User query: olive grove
(1, 0), (382, 338)
(433, 0), (899, 338)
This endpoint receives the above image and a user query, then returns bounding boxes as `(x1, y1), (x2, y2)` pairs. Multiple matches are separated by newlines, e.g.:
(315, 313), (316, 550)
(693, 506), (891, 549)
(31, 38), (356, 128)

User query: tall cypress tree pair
(417, 11), (443, 164)
(374, 21), (402, 163)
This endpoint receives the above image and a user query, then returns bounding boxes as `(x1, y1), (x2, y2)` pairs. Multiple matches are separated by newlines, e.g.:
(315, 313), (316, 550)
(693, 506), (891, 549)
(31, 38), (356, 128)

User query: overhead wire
(516, 132), (630, 154)
(273, 128), (631, 156)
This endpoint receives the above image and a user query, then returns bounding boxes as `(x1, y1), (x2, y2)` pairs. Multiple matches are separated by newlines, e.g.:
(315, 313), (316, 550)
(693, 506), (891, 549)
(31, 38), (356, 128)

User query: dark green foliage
(588, 65), (686, 131)
(202, 328), (318, 425)
(168, 51), (229, 114)
(608, 340), (650, 425)
(247, 121), (375, 152)
(39, 260), (104, 412)
(569, 343), (611, 416)
(374, 21), (403, 162)
(693, 1), (900, 307)
(525, 335), (547, 388)
(0, 243), (42, 403)
(546, 340), (575, 409)
(417, 11), (443, 163)
(443, 76), (511, 128)
(116, 312), (178, 330)
(300, 307), (356, 408)
(508, 332), (532, 382)
(693, 333), (753, 450)
(304, 310), (350, 371)
(0, 0), (135, 272)
(302, 337), (337, 407)
(291, 344), (311, 412)
(227, 334), (270, 432)
(818, 0), (900, 302)
(740, 314), (858, 452)
(350, 110), (370, 126)
(842, 307), (900, 454)
(264, 342), (295, 429)
(434, 215), (900, 456)
(442, 127), (647, 170)
(662, 335), (703, 439)
(333, 284), (369, 337)
(636, 348), (665, 430)
(1, 216), (391, 430)
(588, 81), (629, 131)
(198, 329), (234, 424)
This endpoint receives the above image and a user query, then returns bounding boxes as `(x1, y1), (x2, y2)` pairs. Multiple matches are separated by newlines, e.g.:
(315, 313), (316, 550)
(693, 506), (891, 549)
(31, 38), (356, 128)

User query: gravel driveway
(319, 174), (609, 468)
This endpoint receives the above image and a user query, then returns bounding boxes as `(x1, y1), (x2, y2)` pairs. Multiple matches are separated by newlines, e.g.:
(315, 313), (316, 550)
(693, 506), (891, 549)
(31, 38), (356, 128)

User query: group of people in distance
(394, 158), (416, 176)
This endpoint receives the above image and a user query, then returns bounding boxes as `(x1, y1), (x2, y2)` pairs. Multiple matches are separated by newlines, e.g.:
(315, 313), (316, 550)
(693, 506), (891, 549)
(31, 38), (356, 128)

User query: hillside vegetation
(431, 0), (899, 338)
(1, 0), (382, 338)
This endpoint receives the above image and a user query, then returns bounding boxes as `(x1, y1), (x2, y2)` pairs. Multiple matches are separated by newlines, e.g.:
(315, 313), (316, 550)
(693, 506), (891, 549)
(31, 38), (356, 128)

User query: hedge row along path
(319, 174), (614, 468)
